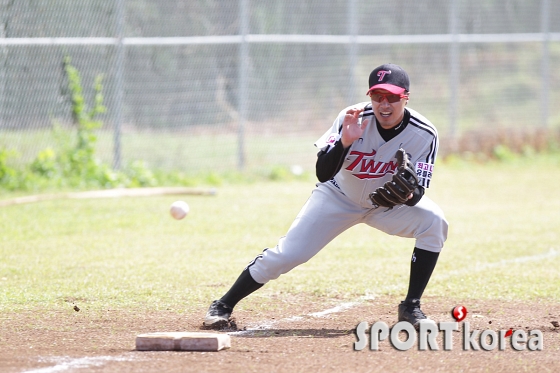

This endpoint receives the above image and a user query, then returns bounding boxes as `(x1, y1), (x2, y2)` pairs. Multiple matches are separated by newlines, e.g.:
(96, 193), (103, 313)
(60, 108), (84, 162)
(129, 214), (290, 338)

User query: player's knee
(416, 209), (448, 252)
(249, 247), (311, 283)
(431, 211), (448, 245)
(441, 216), (449, 243)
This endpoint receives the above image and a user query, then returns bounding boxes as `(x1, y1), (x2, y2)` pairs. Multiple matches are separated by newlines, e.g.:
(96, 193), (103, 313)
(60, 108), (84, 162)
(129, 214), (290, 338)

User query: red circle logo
(452, 305), (468, 322)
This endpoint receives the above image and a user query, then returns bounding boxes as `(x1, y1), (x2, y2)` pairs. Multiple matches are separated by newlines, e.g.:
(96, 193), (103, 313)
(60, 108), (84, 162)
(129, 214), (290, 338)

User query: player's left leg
(204, 183), (363, 328)
(203, 269), (262, 328)
(365, 196), (448, 328)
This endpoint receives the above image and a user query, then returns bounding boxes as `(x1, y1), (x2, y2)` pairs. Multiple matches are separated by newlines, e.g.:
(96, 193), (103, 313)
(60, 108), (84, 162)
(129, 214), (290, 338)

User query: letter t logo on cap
(377, 70), (391, 81)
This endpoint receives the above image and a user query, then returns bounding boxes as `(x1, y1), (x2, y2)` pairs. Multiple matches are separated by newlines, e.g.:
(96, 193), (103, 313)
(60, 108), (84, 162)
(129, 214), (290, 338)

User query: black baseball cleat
(203, 300), (233, 329)
(398, 299), (436, 329)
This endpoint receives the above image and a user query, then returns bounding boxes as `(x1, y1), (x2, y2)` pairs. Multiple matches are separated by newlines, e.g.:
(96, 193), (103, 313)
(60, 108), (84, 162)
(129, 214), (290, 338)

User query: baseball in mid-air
(170, 200), (190, 220)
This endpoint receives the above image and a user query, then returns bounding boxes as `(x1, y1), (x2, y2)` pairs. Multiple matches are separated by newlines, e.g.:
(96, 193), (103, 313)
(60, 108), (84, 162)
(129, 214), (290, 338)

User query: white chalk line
(435, 248), (559, 281)
(23, 248), (558, 370)
(22, 355), (137, 373)
(230, 248), (558, 336)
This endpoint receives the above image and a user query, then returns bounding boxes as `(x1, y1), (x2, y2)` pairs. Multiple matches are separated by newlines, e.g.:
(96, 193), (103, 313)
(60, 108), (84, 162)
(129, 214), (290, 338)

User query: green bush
(0, 148), (21, 190)
(0, 57), (172, 192)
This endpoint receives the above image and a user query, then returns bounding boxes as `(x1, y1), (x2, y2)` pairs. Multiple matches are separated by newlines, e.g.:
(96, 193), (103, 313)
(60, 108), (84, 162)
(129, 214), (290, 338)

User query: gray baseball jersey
(247, 102), (447, 285)
(314, 102), (437, 209)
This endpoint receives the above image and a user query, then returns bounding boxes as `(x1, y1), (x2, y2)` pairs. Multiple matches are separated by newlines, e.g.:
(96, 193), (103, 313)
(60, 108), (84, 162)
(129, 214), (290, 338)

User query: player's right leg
(203, 183), (361, 328)
(365, 196), (448, 328)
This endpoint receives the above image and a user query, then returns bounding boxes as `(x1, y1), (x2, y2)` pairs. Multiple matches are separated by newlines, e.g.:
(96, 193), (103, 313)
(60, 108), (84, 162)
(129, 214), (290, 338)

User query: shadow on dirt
(229, 328), (353, 338)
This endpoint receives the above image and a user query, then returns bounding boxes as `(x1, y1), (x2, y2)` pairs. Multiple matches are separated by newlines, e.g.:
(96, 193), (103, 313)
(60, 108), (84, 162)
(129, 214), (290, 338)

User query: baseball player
(204, 63), (448, 329)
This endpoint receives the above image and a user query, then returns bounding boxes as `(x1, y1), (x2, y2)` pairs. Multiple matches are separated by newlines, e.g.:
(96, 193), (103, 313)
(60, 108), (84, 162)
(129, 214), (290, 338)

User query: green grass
(0, 152), (559, 314)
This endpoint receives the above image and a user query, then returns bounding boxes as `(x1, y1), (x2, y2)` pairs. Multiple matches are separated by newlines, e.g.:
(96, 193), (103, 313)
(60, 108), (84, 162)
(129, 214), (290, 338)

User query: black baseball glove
(369, 149), (419, 208)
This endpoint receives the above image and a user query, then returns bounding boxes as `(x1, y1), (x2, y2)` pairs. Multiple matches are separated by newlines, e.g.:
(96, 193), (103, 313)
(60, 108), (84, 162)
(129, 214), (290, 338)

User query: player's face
(369, 89), (409, 129)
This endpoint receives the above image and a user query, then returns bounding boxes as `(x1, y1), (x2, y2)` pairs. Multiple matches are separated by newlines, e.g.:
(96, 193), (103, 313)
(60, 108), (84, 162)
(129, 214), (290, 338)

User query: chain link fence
(1, 0), (559, 174)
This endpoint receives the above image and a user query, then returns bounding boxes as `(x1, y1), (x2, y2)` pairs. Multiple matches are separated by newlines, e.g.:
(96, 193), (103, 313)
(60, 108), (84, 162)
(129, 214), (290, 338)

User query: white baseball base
(136, 332), (231, 351)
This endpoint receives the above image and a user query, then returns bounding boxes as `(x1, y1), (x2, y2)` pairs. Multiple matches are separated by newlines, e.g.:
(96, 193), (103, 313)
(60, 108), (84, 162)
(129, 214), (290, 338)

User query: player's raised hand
(341, 108), (367, 148)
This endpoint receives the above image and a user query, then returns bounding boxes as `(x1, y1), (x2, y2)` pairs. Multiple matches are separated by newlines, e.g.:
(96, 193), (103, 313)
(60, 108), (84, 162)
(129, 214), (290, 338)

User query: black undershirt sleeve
(315, 140), (350, 183)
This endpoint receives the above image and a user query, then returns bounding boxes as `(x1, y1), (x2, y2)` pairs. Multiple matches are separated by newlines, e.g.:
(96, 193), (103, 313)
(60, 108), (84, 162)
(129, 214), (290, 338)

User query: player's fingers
(344, 114), (360, 126)
(346, 108), (364, 117)
(361, 118), (369, 128)
(343, 116), (356, 128)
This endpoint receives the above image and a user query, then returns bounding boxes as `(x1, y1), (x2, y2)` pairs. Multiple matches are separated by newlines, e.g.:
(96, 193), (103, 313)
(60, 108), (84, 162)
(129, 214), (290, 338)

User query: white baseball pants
(248, 182), (448, 284)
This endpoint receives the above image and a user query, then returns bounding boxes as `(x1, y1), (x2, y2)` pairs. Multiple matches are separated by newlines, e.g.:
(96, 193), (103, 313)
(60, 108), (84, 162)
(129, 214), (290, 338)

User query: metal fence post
(541, 0), (550, 128)
(448, 0), (459, 139)
(347, 0), (358, 106)
(113, 0), (125, 170)
(237, 0), (249, 170)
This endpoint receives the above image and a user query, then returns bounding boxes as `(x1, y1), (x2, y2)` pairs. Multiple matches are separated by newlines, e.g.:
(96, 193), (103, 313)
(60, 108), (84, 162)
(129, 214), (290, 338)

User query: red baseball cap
(366, 63), (410, 95)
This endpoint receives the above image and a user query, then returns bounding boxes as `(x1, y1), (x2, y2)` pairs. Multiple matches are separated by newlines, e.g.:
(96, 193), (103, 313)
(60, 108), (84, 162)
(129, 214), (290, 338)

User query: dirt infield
(1, 295), (559, 373)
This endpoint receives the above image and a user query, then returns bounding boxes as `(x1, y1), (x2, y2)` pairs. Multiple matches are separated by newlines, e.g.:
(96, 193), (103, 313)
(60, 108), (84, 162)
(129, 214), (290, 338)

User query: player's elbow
(315, 167), (332, 183)
(315, 154), (334, 182)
